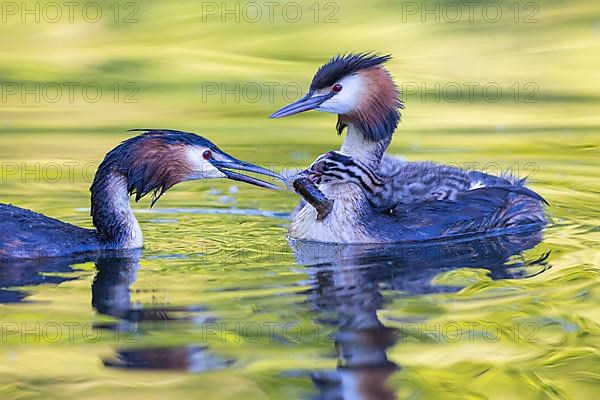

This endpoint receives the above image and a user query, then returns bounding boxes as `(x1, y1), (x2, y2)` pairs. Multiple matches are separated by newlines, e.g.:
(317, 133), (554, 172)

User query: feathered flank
(310, 52), (393, 91)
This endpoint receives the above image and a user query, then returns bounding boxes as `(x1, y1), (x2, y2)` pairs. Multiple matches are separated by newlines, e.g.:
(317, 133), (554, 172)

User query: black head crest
(310, 52), (392, 91)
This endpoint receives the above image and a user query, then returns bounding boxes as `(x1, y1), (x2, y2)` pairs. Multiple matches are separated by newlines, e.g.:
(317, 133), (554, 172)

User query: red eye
(202, 150), (212, 160)
(332, 83), (343, 93)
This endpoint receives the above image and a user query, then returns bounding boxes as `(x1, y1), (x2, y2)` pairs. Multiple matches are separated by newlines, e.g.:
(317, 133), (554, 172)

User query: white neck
(340, 124), (388, 169)
(91, 171), (143, 249)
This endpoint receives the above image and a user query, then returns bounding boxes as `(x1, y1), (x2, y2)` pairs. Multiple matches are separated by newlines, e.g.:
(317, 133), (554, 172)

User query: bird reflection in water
(0, 250), (230, 372)
(91, 250), (234, 373)
(0, 255), (88, 303)
(0, 230), (548, 389)
(289, 231), (548, 399)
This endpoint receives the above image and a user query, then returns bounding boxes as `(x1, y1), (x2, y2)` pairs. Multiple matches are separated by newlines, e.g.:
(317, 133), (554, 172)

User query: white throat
(340, 124), (386, 169)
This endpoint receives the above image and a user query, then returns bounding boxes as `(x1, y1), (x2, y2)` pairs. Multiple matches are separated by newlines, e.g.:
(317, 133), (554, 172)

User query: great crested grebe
(271, 53), (547, 243)
(0, 129), (282, 259)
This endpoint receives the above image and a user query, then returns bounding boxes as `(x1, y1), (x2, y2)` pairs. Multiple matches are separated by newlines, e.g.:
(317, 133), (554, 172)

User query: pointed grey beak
(212, 157), (284, 190)
(269, 92), (334, 118)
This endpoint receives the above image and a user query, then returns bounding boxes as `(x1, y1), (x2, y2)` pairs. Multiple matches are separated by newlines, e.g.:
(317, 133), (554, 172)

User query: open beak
(212, 157), (284, 190)
(269, 92), (334, 118)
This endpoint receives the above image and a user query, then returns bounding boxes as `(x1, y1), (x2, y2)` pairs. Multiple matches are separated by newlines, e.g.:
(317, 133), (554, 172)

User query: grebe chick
(1, 130), (282, 259)
(308, 150), (546, 212)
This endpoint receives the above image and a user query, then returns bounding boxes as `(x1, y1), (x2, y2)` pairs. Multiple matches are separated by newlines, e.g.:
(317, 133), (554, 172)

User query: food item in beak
(293, 175), (334, 221)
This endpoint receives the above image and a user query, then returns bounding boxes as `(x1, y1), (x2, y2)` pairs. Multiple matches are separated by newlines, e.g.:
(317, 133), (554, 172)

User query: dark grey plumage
(0, 203), (100, 259)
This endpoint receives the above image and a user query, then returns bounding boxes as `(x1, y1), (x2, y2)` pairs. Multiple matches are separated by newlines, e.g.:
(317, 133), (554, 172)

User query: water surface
(1, 0), (599, 398)
(1, 128), (598, 399)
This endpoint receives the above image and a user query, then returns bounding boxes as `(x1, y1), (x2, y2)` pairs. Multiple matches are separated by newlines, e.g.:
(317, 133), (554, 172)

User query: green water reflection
(1, 0), (599, 398)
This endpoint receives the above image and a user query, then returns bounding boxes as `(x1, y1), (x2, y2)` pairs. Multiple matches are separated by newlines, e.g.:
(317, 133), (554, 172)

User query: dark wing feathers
(382, 185), (546, 240)
(482, 185), (549, 205)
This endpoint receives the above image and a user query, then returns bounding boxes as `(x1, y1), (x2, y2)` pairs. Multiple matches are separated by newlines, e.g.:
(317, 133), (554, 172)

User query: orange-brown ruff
(90, 133), (196, 246)
(337, 67), (402, 146)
